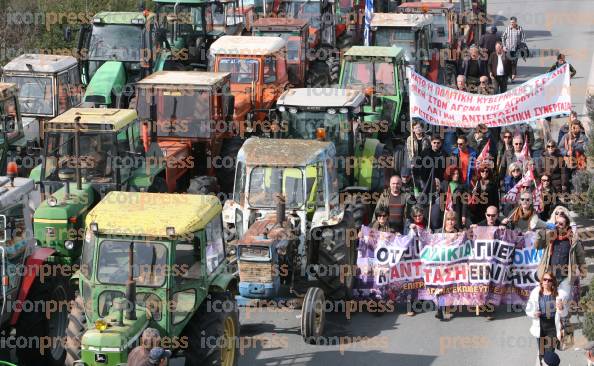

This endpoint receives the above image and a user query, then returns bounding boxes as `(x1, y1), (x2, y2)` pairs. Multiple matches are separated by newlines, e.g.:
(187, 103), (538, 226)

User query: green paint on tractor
(83, 61), (127, 107)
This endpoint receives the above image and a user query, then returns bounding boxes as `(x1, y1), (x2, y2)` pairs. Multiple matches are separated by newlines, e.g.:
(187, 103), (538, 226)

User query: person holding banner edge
(488, 41), (512, 94)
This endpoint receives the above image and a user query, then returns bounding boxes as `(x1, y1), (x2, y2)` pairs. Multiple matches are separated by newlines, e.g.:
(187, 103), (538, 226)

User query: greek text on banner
(408, 64), (572, 128)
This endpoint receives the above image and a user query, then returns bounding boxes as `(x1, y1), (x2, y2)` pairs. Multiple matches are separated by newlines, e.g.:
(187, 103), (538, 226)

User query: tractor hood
(34, 184), (95, 221)
(238, 215), (295, 247)
(80, 307), (149, 366)
(83, 61), (127, 106)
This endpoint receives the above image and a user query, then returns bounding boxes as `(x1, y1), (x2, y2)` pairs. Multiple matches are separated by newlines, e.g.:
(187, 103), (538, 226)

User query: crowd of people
(364, 16), (590, 366)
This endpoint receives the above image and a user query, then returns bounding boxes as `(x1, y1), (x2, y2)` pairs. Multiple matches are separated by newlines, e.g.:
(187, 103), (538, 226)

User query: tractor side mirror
(0, 215), (6, 243)
(64, 26), (73, 43)
(222, 94), (235, 122)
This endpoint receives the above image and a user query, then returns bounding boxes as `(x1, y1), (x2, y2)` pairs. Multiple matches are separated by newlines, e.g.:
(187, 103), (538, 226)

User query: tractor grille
(239, 261), (274, 283)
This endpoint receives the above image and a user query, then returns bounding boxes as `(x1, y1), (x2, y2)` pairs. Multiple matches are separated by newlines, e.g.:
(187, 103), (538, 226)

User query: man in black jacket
(488, 42), (512, 93)
(479, 26), (501, 57)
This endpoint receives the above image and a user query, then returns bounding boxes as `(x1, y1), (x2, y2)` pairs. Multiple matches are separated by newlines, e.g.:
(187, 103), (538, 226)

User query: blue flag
(364, 0), (373, 46)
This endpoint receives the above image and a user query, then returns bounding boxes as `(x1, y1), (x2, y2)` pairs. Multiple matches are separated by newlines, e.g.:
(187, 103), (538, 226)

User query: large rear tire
(64, 295), (87, 366)
(182, 292), (239, 366)
(315, 211), (357, 299)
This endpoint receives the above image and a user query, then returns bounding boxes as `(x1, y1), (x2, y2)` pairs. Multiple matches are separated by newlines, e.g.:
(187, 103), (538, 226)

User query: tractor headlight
(339, 108), (349, 114)
(95, 318), (108, 332)
(278, 105), (286, 112)
(47, 196), (58, 207)
(90, 222), (98, 233)
(327, 108), (336, 115)
(288, 107), (297, 114)
(64, 240), (75, 250)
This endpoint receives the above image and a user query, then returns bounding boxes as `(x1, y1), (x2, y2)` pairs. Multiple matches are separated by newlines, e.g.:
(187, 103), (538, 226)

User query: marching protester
(499, 134), (529, 181)
(557, 110), (578, 146)
(439, 165), (469, 228)
(467, 124), (493, 156)
(406, 204), (430, 235)
(526, 271), (568, 365)
(497, 129), (514, 169)
(502, 16), (525, 81)
(128, 328), (162, 366)
(459, 45), (489, 90)
(539, 209), (586, 295)
(479, 26), (501, 57)
(370, 206), (395, 233)
(451, 135), (478, 188)
(433, 210), (462, 321)
(488, 41), (513, 93)
(375, 175), (414, 234)
(537, 140), (569, 194)
(531, 119), (550, 159)
(559, 119), (590, 176)
(417, 135), (447, 183)
(538, 174), (558, 221)
(501, 191), (547, 231)
(406, 120), (432, 166)
(549, 53), (577, 78)
(400, 167), (416, 194)
(454, 74), (469, 92)
(469, 162), (500, 223)
(477, 76), (495, 95)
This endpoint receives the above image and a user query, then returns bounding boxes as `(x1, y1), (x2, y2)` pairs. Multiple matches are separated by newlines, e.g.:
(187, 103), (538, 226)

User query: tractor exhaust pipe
(275, 194), (285, 225)
(74, 116), (82, 190)
(126, 242), (137, 320)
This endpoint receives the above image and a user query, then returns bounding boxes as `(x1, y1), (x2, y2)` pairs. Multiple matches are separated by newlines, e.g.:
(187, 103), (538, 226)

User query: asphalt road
(237, 1), (594, 365)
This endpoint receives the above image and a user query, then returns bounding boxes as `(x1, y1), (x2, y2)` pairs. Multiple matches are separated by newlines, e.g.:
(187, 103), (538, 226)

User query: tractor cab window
(57, 69), (82, 114)
(286, 37), (302, 62)
(263, 57), (276, 83)
(81, 229), (95, 278)
(3, 75), (53, 116)
(206, 215), (225, 274)
(175, 233), (203, 279)
(248, 166), (305, 209)
(97, 240), (168, 287)
(88, 24), (143, 62)
(283, 110), (350, 158)
(325, 158), (340, 210)
(233, 161), (246, 204)
(343, 60), (395, 94)
(0, 97), (21, 140)
(136, 87), (211, 139)
(218, 58), (259, 84)
(284, 2), (321, 28)
(43, 131), (116, 183)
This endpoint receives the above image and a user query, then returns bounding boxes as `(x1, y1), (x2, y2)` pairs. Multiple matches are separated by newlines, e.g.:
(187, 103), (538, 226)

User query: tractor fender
(9, 247), (56, 326)
(208, 271), (238, 296)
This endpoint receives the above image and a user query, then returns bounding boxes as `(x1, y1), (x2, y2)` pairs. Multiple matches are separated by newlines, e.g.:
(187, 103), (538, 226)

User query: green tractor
(29, 107), (168, 267)
(64, 191), (239, 366)
(339, 46), (409, 167)
(76, 11), (176, 108)
(275, 87), (390, 198)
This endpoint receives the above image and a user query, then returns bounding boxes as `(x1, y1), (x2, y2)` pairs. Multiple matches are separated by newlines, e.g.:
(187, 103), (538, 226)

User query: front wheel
(64, 295), (87, 366)
(301, 287), (326, 344)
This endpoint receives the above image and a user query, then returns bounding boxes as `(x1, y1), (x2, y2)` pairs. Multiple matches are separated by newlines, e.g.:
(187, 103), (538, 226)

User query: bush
(571, 170), (594, 217)
(580, 278), (594, 341)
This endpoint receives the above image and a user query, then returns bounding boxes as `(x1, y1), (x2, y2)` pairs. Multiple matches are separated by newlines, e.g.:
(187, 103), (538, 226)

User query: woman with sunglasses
(536, 140), (569, 194)
(537, 174), (558, 220)
(539, 209), (586, 304)
(501, 191), (547, 231)
(469, 161), (499, 223)
(502, 162), (523, 215)
(526, 271), (568, 365)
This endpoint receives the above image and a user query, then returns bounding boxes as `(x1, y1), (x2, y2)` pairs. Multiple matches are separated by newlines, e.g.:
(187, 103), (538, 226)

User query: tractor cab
(2, 54), (82, 146)
(339, 46), (408, 139)
(66, 192), (238, 365)
(135, 71), (237, 192)
(252, 18), (310, 87)
(155, 0), (244, 69)
(277, 0), (339, 48)
(397, 1), (458, 49)
(370, 13), (434, 79)
(31, 108), (166, 265)
(77, 12), (161, 108)
(209, 36), (289, 124)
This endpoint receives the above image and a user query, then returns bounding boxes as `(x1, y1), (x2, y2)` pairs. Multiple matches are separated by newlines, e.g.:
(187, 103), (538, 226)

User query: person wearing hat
(128, 328), (161, 366)
(479, 25), (501, 57)
(149, 347), (172, 366)
(400, 167), (415, 194)
(543, 350), (561, 366)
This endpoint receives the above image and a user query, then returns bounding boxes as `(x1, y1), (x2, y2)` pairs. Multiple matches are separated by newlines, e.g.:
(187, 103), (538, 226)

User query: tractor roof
(238, 137), (335, 167)
(252, 18), (308, 29)
(0, 177), (34, 210)
(137, 71), (231, 88)
(87, 192), (221, 238)
(46, 108), (137, 131)
(398, 1), (455, 11)
(277, 88), (365, 108)
(344, 46), (404, 59)
(0, 83), (18, 100)
(3, 54), (78, 74)
(92, 11), (154, 25)
(371, 13), (433, 27)
(210, 36), (286, 56)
